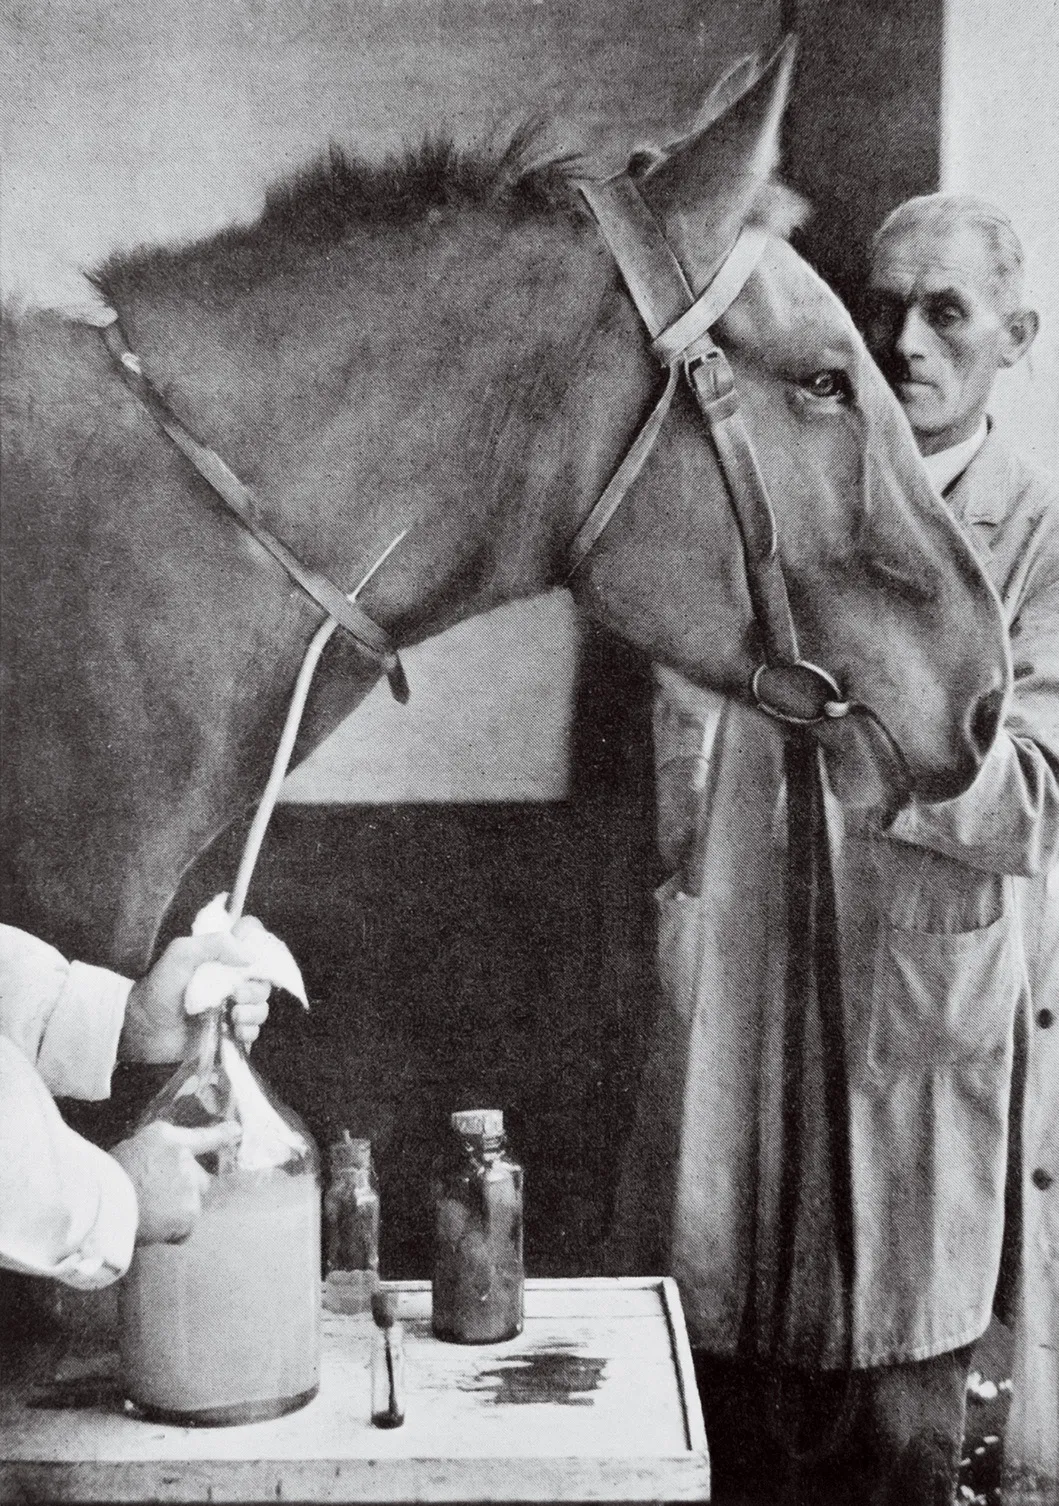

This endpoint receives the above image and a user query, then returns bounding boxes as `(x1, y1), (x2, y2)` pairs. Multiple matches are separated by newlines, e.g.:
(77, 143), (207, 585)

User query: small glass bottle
(118, 1007), (321, 1426)
(323, 1133), (380, 1314)
(370, 1289), (406, 1428)
(431, 1109), (524, 1344)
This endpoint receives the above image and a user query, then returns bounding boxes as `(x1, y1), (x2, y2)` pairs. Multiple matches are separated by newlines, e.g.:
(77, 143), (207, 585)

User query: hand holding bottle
(111, 1119), (242, 1244)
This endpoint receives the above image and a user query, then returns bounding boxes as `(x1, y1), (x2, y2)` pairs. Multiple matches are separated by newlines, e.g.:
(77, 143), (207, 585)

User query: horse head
(563, 39), (1008, 804)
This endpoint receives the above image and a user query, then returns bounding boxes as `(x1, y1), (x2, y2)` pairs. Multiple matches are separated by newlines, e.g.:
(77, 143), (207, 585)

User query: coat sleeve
(885, 572), (1059, 879)
(0, 925), (138, 1287)
(0, 923), (130, 1097)
(0, 1037), (138, 1287)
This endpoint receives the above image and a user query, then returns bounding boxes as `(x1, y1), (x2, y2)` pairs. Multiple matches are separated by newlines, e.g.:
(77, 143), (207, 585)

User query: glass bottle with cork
(432, 1108), (523, 1344)
(324, 1132), (380, 1314)
(118, 1003), (321, 1425)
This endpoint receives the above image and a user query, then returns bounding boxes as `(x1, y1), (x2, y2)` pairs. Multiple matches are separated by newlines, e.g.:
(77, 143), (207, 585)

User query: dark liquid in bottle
(432, 1155), (523, 1344)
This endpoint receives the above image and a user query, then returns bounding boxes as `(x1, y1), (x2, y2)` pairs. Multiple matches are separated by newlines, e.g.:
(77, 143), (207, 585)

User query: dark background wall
(5, 0), (947, 1278)
(781, 0), (943, 311)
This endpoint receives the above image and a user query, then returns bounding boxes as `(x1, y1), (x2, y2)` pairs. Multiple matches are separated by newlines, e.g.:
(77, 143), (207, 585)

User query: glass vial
(323, 1133), (380, 1314)
(118, 1008), (321, 1426)
(370, 1289), (406, 1428)
(431, 1108), (524, 1344)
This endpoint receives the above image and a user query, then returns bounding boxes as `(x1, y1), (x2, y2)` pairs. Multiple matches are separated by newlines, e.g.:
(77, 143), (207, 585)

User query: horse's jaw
(811, 712), (914, 820)
(810, 665), (1006, 814)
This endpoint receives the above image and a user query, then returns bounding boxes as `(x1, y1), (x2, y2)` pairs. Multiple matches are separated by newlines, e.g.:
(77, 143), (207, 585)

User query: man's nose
(894, 306), (931, 361)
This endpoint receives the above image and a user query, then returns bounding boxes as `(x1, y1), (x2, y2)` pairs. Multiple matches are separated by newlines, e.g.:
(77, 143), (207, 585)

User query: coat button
(1038, 1008), (1055, 1028)
(1032, 1168), (1054, 1191)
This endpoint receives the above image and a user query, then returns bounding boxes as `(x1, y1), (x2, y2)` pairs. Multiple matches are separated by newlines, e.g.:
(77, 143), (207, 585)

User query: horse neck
(111, 211), (609, 646)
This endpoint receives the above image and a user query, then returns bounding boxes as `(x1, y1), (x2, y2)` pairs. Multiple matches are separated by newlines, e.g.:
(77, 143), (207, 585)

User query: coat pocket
(866, 912), (1017, 1079)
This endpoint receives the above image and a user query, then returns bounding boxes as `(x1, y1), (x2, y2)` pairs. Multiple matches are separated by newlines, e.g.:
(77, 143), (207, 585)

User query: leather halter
(101, 184), (850, 725)
(99, 320), (409, 703)
(569, 174), (851, 727)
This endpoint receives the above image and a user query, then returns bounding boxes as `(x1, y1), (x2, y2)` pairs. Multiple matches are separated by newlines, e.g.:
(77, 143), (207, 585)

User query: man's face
(865, 223), (1012, 456)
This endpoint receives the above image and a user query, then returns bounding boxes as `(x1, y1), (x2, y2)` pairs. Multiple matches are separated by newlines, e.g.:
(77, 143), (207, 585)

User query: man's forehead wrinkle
(872, 254), (984, 286)
(870, 228), (1002, 301)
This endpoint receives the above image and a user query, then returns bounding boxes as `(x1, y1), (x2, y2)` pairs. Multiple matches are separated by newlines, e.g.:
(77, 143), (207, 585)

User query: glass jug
(118, 1007), (321, 1425)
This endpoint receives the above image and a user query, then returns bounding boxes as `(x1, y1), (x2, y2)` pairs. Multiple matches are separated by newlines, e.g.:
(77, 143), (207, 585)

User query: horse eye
(802, 369), (851, 401)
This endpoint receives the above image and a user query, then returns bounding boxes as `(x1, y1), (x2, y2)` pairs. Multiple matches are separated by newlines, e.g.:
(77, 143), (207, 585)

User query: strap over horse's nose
(574, 173), (853, 728)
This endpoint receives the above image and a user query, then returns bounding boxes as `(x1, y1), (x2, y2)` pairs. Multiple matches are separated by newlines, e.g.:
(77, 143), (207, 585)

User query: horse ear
(625, 50), (762, 178)
(692, 49), (765, 132)
(639, 35), (797, 294)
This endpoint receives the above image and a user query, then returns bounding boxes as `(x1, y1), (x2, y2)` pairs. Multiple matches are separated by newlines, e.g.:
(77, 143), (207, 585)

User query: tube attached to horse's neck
(226, 529), (408, 922)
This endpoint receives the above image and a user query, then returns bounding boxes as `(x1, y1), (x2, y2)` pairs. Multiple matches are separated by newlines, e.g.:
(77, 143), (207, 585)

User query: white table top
(1, 1277), (710, 1504)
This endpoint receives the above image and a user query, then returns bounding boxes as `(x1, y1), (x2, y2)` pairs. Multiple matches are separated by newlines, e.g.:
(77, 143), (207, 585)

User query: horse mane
(91, 121), (806, 308)
(91, 125), (586, 305)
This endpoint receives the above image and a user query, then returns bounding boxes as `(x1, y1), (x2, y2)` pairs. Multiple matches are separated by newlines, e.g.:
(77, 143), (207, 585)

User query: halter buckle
(752, 661), (851, 726)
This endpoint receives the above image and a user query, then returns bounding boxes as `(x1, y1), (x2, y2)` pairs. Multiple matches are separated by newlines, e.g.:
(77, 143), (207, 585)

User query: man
(1, 921), (273, 1288)
(864, 194), (1059, 1504)
(610, 195), (1059, 1505)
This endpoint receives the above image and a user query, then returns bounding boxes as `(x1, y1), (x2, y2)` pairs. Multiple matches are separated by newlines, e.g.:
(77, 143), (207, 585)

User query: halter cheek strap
(570, 174), (850, 726)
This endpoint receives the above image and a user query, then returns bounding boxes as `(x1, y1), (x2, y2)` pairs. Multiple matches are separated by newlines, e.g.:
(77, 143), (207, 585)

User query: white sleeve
(0, 924), (130, 1098)
(0, 1037), (137, 1288)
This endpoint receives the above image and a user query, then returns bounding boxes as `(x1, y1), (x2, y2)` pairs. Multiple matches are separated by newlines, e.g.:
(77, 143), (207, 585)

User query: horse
(1, 40), (1007, 979)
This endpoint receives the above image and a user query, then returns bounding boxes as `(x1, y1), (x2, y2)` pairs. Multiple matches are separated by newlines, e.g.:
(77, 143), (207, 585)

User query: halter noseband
(568, 173), (850, 727)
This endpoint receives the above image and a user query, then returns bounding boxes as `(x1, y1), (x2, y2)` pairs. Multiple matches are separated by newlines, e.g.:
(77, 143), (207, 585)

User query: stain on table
(462, 1349), (608, 1406)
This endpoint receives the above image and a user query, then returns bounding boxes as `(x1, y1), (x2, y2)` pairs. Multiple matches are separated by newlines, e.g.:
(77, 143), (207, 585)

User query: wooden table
(0, 1277), (710, 1504)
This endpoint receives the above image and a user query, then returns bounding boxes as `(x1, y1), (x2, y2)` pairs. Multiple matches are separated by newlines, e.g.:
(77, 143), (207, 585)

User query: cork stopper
(371, 1289), (398, 1329)
(451, 1109), (505, 1139)
(329, 1130), (372, 1172)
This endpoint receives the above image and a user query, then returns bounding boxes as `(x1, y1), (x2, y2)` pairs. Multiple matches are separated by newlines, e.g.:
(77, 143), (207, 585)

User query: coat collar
(945, 423), (1017, 529)
(923, 420), (989, 496)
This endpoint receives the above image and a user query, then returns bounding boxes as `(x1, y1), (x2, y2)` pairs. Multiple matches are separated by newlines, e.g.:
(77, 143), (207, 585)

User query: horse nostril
(969, 687), (1004, 758)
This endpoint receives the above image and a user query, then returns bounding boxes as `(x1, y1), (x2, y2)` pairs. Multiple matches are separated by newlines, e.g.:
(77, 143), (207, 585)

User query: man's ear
(1001, 308), (1039, 367)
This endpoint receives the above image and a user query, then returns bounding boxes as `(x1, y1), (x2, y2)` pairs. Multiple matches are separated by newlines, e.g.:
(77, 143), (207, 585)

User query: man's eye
(801, 370), (851, 401)
(928, 302), (963, 328)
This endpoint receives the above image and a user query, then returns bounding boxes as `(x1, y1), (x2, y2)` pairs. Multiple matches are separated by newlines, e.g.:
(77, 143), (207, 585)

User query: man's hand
(111, 1120), (242, 1244)
(118, 925), (271, 1065)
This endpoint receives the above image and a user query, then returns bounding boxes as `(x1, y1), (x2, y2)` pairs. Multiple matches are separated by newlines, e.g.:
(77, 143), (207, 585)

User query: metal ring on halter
(751, 661), (852, 726)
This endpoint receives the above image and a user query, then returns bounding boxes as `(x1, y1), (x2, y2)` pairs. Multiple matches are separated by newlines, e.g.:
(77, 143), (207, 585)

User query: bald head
(865, 194), (1039, 455)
